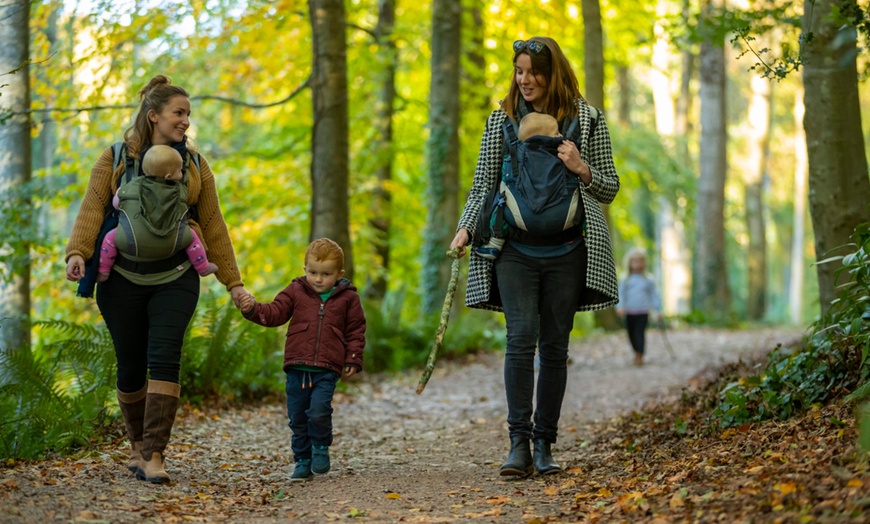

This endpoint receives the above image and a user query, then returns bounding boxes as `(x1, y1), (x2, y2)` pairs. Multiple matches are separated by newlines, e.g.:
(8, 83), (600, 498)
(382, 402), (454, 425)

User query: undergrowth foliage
(712, 222), (870, 430)
(0, 291), (286, 461)
(0, 320), (116, 459)
(363, 287), (504, 374)
(179, 289), (285, 403)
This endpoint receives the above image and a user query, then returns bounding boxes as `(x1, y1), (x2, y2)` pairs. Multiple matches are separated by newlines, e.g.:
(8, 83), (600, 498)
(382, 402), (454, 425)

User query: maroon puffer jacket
(243, 277), (365, 374)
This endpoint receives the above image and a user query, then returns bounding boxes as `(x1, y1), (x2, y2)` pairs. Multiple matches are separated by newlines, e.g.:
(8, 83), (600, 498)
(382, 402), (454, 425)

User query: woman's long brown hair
(502, 36), (583, 122)
(123, 75), (190, 159)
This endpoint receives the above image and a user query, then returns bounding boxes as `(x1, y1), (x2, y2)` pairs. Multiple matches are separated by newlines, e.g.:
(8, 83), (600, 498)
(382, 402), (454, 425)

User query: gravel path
(2, 327), (804, 523)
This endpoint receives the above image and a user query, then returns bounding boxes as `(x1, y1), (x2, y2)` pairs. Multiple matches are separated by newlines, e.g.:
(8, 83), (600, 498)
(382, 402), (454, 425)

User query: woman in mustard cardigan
(65, 75), (249, 484)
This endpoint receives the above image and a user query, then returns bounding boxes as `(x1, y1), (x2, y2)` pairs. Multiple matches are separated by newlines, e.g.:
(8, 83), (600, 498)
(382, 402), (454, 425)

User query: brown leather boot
(138, 380), (180, 484)
(117, 384), (148, 475)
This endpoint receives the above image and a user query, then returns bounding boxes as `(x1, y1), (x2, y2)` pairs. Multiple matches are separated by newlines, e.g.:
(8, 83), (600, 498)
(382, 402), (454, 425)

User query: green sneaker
(290, 459), (313, 482)
(311, 445), (330, 474)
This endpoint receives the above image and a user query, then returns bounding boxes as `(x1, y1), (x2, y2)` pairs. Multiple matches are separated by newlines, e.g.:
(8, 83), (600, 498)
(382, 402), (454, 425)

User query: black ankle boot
(533, 438), (561, 475)
(500, 436), (533, 476)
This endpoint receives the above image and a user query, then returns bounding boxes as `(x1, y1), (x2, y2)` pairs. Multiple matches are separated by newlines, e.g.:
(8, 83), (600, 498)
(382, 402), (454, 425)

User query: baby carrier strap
(502, 118), (521, 181)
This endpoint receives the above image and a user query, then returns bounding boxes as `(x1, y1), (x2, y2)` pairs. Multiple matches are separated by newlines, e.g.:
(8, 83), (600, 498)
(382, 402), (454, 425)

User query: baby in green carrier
(97, 145), (217, 282)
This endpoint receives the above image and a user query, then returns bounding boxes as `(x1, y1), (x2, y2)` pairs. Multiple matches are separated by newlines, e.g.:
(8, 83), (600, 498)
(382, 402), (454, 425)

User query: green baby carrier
(114, 173), (193, 260)
(76, 142), (201, 297)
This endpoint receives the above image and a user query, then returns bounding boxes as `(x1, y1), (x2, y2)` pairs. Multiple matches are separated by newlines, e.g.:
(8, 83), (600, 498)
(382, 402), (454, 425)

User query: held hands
(558, 140), (591, 184)
(66, 255), (85, 282)
(237, 291), (256, 313)
(231, 286), (255, 312)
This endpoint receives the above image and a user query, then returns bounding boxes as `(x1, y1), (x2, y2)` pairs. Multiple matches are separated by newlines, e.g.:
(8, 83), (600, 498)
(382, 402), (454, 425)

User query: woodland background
(0, 0), (869, 459)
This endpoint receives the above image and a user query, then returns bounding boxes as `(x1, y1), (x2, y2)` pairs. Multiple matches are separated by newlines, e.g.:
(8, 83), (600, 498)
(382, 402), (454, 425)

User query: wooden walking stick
(416, 248), (462, 395)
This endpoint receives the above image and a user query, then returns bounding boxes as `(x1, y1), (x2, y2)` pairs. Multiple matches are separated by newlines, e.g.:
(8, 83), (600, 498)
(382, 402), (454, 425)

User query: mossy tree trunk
(802, 0), (870, 315)
(421, 0), (461, 315)
(0, 0), (32, 352)
(309, 0), (353, 279)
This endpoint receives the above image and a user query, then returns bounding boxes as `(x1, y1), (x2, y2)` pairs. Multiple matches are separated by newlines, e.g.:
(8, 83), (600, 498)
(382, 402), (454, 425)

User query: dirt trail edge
(3, 327), (803, 523)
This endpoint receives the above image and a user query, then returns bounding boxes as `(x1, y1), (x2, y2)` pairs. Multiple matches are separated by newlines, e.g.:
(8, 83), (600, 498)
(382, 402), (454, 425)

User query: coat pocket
(286, 322), (310, 337)
(329, 325), (346, 345)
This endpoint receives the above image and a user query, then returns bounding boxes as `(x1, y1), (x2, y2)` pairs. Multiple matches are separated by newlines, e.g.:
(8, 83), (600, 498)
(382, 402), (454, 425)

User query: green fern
(180, 289), (284, 401)
(0, 319), (116, 460)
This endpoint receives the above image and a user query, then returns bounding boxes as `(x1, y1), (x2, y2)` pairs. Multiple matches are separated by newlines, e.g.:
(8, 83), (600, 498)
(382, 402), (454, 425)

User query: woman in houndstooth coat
(450, 36), (620, 477)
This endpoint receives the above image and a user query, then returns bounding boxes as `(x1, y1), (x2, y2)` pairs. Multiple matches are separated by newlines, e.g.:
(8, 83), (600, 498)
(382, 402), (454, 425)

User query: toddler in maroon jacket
(240, 238), (366, 481)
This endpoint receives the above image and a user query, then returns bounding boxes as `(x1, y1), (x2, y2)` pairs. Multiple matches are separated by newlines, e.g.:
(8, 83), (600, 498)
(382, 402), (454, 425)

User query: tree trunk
(651, 0), (675, 137)
(308, 0), (353, 279)
(464, 1), (490, 115)
(581, 0), (620, 330)
(674, 0), (694, 139)
(615, 65), (631, 126)
(651, 0), (692, 317)
(365, 0), (397, 302)
(421, 0), (461, 314)
(789, 86), (808, 325)
(802, 0), (870, 314)
(743, 74), (771, 320)
(693, 0), (731, 317)
(0, 0), (32, 352)
(581, 0), (604, 109)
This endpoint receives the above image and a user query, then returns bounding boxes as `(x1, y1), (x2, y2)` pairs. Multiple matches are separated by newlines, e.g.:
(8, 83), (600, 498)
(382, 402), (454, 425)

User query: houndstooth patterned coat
(457, 99), (620, 312)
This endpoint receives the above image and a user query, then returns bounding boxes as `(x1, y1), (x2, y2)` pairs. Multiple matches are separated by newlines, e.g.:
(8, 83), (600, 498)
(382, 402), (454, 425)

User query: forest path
(3, 327), (804, 523)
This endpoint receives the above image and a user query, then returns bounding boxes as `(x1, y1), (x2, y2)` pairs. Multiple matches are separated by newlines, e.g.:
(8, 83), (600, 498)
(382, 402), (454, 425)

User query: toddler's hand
(239, 293), (255, 313)
(343, 366), (357, 378)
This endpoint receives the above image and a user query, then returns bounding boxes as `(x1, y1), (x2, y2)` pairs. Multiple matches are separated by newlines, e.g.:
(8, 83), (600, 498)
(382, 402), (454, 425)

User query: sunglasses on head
(513, 39), (546, 54)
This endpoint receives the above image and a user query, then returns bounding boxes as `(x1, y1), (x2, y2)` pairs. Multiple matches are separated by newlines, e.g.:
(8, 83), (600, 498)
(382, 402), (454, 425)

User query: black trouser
(495, 242), (587, 443)
(96, 268), (199, 392)
(625, 313), (649, 355)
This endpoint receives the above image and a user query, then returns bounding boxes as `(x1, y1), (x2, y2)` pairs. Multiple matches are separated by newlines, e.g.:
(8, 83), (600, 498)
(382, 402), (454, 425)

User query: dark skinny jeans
(495, 242), (587, 444)
(96, 267), (200, 392)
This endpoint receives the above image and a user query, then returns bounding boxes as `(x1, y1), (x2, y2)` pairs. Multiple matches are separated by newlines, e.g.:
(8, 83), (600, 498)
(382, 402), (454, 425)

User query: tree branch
(15, 75), (311, 116)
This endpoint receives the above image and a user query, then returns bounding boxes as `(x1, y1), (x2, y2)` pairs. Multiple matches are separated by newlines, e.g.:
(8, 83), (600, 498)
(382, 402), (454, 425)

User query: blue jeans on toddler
(495, 242), (587, 444)
(285, 368), (338, 462)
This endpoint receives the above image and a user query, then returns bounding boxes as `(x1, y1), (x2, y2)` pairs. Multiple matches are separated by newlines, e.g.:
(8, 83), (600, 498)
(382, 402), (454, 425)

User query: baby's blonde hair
(142, 145), (183, 178)
(623, 247), (648, 274)
(517, 112), (560, 141)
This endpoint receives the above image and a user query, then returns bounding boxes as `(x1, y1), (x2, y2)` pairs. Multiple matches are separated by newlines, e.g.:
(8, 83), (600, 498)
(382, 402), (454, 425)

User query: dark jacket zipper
(313, 301), (325, 366)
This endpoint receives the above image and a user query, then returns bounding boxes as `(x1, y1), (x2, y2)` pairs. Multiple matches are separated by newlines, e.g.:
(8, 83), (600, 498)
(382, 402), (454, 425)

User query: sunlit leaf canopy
(28, 0), (859, 326)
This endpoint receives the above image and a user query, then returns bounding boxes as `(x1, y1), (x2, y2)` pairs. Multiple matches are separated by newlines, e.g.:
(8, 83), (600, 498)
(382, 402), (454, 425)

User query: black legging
(96, 267), (199, 392)
(625, 313), (649, 355)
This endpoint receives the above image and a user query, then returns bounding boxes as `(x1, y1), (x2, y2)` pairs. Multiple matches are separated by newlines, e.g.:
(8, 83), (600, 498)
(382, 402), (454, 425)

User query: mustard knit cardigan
(65, 146), (243, 291)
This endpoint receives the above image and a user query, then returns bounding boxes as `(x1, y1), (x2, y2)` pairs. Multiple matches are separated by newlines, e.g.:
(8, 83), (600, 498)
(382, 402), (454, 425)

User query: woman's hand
(558, 140), (591, 184)
(450, 228), (470, 258)
(66, 255), (85, 282)
(238, 293), (255, 314)
(230, 285), (251, 309)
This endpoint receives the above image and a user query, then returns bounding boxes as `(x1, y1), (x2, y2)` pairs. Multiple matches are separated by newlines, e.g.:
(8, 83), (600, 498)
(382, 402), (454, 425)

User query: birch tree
(0, 0), (32, 351)
(693, 0), (731, 316)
